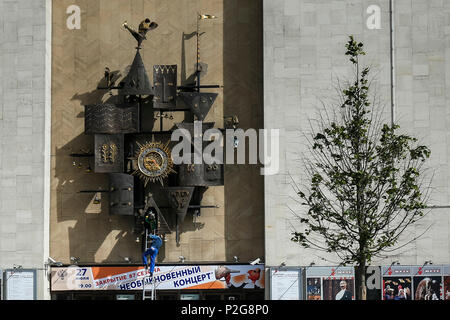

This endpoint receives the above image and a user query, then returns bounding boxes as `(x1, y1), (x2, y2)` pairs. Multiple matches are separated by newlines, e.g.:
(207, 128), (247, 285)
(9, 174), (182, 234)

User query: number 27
(76, 268), (87, 276)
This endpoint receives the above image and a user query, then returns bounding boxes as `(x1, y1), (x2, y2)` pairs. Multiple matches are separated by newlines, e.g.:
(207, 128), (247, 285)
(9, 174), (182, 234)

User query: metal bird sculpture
(123, 18), (158, 48)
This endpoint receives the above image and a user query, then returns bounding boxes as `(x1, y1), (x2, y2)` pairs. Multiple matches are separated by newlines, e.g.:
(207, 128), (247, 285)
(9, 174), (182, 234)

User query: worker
(143, 208), (157, 234)
(142, 234), (163, 276)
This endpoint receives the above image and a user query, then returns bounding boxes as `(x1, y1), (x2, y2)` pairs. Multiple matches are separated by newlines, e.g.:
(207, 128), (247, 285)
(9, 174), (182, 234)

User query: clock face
(133, 139), (175, 186)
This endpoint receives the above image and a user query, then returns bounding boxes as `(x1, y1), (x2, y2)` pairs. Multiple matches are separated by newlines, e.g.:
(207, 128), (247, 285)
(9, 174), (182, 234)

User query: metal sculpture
(178, 162), (224, 186)
(153, 65), (177, 109)
(119, 50), (154, 96)
(85, 103), (139, 134)
(178, 92), (218, 121)
(163, 186), (195, 244)
(109, 173), (134, 216)
(94, 134), (124, 173)
(195, 13), (217, 89)
(123, 18), (158, 48)
(79, 14), (224, 252)
(174, 122), (224, 186)
(131, 137), (176, 186)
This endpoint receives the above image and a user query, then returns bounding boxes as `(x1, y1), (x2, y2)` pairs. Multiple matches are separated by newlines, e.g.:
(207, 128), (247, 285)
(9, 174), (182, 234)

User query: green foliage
(291, 36), (431, 266)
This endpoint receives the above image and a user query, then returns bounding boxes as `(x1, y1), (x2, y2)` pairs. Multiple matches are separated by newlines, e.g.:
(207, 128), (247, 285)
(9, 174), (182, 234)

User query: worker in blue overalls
(142, 234), (163, 277)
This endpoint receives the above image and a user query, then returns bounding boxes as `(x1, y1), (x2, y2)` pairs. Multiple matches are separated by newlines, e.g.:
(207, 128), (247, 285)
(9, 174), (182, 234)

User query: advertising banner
(411, 265), (443, 300)
(305, 266), (355, 300)
(306, 277), (321, 300)
(381, 265), (413, 300)
(444, 266), (450, 300)
(50, 264), (265, 291)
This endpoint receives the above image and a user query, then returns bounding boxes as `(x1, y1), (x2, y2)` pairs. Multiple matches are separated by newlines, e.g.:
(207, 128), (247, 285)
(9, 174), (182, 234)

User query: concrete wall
(264, 0), (450, 268)
(0, 0), (51, 299)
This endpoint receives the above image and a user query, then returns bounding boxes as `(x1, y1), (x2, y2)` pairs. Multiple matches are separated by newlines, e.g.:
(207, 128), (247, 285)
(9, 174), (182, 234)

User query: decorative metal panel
(109, 173), (134, 216)
(118, 50), (153, 96)
(85, 103), (139, 134)
(178, 92), (218, 121)
(94, 134), (124, 173)
(153, 65), (177, 109)
(204, 163), (223, 184)
(178, 162), (224, 186)
(163, 186), (195, 224)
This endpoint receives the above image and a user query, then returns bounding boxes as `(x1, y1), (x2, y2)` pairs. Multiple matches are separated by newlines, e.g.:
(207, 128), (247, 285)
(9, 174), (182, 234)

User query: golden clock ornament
(133, 138), (175, 186)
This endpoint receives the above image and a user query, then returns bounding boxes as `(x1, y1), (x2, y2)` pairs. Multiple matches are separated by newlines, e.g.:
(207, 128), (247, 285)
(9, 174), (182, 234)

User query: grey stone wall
(0, 0), (49, 299)
(264, 0), (450, 267)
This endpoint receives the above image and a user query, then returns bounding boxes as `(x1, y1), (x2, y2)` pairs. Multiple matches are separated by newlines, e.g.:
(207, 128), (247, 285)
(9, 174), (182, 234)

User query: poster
(51, 264), (265, 291)
(412, 265), (443, 300)
(270, 269), (301, 300)
(306, 277), (321, 300)
(444, 277), (450, 300)
(445, 266), (450, 300)
(4, 269), (36, 300)
(306, 266), (355, 300)
(383, 277), (412, 300)
(323, 278), (354, 300)
(413, 276), (441, 300)
(382, 266), (413, 300)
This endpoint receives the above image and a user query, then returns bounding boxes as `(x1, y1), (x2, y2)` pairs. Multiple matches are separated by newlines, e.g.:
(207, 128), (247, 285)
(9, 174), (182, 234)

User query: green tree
(291, 36), (432, 300)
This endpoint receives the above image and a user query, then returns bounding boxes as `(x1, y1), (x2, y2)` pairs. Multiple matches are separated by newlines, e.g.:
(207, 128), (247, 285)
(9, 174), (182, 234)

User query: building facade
(264, 0), (450, 299)
(1, 0), (265, 300)
(0, 0), (51, 300)
(1, 0), (450, 300)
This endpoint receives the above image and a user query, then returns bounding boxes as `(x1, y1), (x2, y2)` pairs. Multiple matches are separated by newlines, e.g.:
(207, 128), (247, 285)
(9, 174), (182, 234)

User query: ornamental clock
(133, 138), (176, 186)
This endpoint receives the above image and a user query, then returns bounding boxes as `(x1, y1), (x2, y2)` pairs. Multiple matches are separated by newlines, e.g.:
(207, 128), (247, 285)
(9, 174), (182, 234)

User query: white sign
(5, 269), (36, 300)
(270, 269), (301, 300)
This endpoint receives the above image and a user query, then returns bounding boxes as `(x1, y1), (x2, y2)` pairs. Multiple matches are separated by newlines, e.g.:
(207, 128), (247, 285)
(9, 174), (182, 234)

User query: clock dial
(133, 138), (175, 186)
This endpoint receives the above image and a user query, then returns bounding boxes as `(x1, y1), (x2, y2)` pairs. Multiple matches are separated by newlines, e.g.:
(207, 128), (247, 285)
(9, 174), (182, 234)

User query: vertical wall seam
(43, 0), (52, 300)
(390, 0), (396, 126)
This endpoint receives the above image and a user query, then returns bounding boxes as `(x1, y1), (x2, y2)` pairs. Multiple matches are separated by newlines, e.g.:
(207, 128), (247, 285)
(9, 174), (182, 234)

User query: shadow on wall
(223, 0), (265, 263)
(55, 77), (206, 264)
(54, 75), (143, 265)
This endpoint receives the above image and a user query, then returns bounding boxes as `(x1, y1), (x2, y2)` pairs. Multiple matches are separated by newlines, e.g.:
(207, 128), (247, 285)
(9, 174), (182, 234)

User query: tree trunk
(356, 262), (367, 300)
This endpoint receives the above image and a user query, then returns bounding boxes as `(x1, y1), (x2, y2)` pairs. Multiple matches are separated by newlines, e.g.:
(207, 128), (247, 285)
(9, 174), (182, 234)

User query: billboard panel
(444, 266), (450, 300)
(50, 265), (264, 291)
(305, 266), (355, 300)
(306, 277), (321, 300)
(381, 266), (413, 300)
(411, 266), (443, 300)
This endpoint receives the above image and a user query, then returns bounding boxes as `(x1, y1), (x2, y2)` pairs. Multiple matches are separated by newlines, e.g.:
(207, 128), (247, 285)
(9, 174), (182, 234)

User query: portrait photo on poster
(322, 278), (354, 300)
